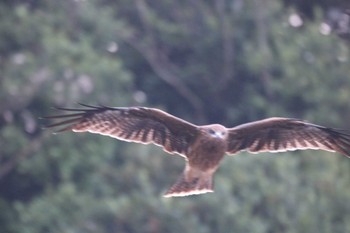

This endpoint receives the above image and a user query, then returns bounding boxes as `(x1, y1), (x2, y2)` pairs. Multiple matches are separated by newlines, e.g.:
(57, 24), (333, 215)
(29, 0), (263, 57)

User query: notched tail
(163, 166), (214, 198)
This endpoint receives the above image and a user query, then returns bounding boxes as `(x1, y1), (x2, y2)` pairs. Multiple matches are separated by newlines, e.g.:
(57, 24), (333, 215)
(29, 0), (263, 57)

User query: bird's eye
(208, 129), (215, 134)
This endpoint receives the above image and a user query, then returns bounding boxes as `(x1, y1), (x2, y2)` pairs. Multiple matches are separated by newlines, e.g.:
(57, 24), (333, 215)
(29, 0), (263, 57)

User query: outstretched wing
(227, 117), (350, 157)
(44, 104), (199, 156)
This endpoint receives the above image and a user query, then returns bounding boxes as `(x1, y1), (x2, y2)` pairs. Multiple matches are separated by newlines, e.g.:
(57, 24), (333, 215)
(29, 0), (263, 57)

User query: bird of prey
(45, 104), (350, 197)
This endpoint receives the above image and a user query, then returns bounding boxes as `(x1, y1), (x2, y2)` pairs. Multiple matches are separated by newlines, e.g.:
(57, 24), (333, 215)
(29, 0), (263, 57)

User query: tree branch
(125, 37), (206, 122)
(119, 0), (206, 122)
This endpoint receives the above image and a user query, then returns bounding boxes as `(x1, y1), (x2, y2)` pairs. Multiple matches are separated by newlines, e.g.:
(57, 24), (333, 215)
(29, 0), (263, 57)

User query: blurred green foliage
(0, 0), (350, 233)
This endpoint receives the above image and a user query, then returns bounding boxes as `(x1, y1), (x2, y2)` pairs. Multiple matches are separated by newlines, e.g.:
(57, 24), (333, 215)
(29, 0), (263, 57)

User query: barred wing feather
(227, 117), (350, 157)
(45, 104), (199, 156)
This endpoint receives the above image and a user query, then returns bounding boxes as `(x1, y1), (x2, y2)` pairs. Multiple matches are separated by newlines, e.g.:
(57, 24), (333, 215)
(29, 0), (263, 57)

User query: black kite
(45, 104), (350, 197)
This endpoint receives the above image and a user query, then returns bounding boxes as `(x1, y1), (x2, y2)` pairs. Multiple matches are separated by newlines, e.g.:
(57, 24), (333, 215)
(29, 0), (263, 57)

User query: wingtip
(77, 102), (100, 109)
(42, 104), (107, 133)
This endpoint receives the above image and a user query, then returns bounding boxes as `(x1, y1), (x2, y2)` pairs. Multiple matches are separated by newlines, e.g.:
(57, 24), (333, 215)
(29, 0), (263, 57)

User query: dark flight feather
(227, 117), (350, 157)
(44, 105), (199, 156)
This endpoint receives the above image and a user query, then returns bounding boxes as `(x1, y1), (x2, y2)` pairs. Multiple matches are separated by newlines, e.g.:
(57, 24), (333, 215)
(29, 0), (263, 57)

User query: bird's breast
(187, 137), (227, 170)
(201, 139), (226, 153)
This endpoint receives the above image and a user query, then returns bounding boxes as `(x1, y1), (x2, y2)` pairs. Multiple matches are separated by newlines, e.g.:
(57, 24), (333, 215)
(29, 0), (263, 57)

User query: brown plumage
(44, 104), (350, 197)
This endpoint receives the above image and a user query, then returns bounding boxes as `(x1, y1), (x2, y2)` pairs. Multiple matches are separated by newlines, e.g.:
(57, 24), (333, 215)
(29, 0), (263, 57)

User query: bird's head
(203, 124), (228, 139)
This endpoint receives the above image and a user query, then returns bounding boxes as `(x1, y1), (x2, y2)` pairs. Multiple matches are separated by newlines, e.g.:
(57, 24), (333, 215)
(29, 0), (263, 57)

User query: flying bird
(45, 104), (350, 197)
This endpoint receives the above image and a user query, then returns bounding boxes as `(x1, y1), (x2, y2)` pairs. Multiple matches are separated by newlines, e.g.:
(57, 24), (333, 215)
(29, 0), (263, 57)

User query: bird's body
(188, 124), (228, 170)
(45, 104), (350, 197)
(165, 124), (228, 197)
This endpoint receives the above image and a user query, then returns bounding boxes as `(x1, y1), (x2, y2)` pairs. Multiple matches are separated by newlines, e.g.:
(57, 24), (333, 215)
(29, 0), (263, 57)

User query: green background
(1, 0), (350, 232)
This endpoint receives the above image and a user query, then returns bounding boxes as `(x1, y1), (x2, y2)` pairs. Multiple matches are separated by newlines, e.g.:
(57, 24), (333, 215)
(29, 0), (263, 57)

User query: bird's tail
(163, 165), (214, 198)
